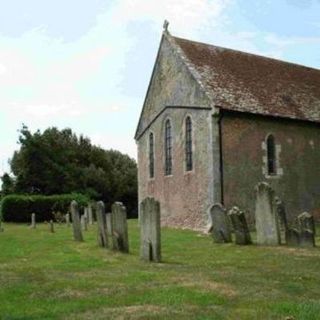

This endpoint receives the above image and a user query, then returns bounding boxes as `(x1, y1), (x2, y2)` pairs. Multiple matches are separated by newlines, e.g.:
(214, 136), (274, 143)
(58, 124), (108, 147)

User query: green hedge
(0, 194), (90, 222)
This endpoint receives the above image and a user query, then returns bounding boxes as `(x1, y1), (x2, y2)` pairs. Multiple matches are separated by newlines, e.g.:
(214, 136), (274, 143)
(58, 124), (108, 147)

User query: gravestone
(31, 213), (36, 229)
(96, 201), (108, 248)
(274, 197), (288, 244)
(88, 204), (94, 225)
(298, 212), (315, 247)
(111, 202), (129, 253)
(274, 196), (288, 229)
(209, 203), (232, 243)
(81, 215), (88, 231)
(286, 228), (300, 246)
(106, 213), (112, 244)
(228, 207), (251, 245)
(140, 197), (161, 262)
(71, 201), (83, 242)
(49, 220), (55, 233)
(65, 213), (70, 227)
(84, 207), (89, 221)
(255, 182), (280, 245)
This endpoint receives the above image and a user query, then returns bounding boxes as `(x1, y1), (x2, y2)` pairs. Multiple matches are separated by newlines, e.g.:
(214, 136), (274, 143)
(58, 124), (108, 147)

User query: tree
(1, 173), (14, 196)
(4, 125), (138, 217)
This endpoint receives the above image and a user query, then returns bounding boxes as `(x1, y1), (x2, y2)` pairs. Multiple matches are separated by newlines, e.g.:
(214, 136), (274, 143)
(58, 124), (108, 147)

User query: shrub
(0, 194), (90, 222)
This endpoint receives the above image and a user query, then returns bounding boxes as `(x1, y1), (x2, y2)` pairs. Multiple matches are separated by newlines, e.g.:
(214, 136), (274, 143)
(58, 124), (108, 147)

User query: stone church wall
(221, 111), (320, 224)
(137, 35), (215, 230)
(138, 108), (213, 230)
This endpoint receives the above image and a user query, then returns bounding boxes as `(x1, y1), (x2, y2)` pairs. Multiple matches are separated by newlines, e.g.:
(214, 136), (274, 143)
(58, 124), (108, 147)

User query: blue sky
(1, 0), (320, 175)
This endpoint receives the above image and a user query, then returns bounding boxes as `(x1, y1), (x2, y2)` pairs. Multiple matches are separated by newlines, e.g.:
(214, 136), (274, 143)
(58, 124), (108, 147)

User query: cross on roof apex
(163, 20), (169, 33)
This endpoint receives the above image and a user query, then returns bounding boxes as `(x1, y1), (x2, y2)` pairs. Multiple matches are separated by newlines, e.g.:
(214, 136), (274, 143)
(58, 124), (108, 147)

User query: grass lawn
(0, 221), (319, 320)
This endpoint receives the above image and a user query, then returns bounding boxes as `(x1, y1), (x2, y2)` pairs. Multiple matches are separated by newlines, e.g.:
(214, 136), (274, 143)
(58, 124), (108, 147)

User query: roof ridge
(170, 33), (320, 123)
(172, 35), (320, 72)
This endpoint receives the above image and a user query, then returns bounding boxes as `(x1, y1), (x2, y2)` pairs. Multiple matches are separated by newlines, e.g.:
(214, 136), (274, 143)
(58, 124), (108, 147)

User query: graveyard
(0, 217), (319, 319)
(0, 4), (320, 320)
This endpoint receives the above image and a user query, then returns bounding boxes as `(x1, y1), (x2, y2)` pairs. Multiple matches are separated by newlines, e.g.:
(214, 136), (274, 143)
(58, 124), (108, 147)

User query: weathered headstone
(209, 203), (232, 243)
(65, 213), (70, 227)
(286, 228), (300, 246)
(81, 215), (88, 231)
(111, 202), (129, 253)
(255, 182), (280, 245)
(228, 206), (251, 245)
(96, 201), (108, 248)
(298, 212), (315, 247)
(140, 197), (161, 262)
(30, 213), (36, 229)
(49, 220), (55, 233)
(106, 213), (112, 244)
(274, 197), (288, 244)
(71, 201), (83, 242)
(88, 204), (94, 225)
(84, 207), (88, 218)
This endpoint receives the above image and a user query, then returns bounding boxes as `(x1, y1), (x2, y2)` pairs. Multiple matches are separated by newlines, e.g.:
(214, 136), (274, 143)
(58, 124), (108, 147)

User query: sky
(0, 0), (320, 176)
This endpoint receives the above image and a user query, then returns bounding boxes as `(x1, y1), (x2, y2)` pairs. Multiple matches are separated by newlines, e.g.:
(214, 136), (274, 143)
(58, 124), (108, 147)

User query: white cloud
(0, 63), (7, 75)
(265, 33), (320, 47)
(90, 132), (137, 159)
(111, 0), (232, 36)
(9, 103), (86, 119)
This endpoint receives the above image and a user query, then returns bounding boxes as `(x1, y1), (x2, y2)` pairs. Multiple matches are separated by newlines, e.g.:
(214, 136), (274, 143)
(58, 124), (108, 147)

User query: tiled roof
(172, 35), (320, 123)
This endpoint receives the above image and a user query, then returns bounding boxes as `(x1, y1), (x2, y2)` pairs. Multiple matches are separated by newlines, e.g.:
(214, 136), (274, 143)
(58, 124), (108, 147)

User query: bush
(0, 194), (90, 222)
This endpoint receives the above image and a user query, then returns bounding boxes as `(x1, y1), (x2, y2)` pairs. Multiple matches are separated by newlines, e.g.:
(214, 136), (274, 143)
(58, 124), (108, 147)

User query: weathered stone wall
(137, 35), (215, 230)
(138, 108), (214, 230)
(136, 34), (211, 139)
(221, 111), (320, 223)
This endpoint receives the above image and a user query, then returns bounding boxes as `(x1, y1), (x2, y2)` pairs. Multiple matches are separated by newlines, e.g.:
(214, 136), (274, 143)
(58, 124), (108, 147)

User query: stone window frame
(164, 118), (173, 176)
(183, 114), (194, 173)
(262, 133), (283, 178)
(148, 131), (155, 180)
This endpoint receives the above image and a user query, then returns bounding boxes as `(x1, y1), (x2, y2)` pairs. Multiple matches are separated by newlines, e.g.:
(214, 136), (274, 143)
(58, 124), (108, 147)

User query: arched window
(267, 134), (276, 175)
(185, 116), (193, 171)
(164, 119), (172, 175)
(149, 133), (154, 178)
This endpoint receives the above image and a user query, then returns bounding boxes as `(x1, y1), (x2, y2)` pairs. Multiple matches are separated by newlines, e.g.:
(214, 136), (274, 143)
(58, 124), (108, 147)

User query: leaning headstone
(49, 220), (55, 233)
(255, 182), (280, 245)
(96, 201), (108, 248)
(140, 197), (161, 262)
(274, 197), (288, 244)
(298, 212), (315, 247)
(111, 202), (129, 253)
(84, 207), (88, 219)
(228, 207), (252, 245)
(88, 204), (94, 225)
(106, 213), (112, 244)
(71, 201), (83, 242)
(209, 203), (232, 243)
(30, 213), (36, 229)
(65, 213), (70, 227)
(286, 228), (300, 247)
(274, 196), (288, 229)
(81, 215), (88, 231)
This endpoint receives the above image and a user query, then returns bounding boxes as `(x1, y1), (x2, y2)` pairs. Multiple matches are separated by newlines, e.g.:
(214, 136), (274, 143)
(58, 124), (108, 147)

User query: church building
(135, 26), (320, 230)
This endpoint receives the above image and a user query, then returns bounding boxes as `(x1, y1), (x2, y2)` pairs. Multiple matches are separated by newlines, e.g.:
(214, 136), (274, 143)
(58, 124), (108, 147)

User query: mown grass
(0, 221), (319, 320)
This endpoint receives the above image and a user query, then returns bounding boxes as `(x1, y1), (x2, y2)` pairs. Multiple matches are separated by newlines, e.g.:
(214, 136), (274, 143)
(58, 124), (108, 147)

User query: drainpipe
(218, 111), (224, 204)
(211, 109), (224, 205)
